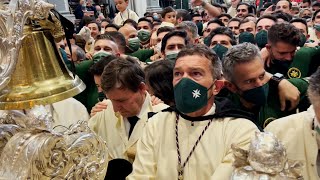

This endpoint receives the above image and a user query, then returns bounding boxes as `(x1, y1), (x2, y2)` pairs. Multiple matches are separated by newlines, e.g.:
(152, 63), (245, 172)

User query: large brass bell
(0, 26), (85, 110)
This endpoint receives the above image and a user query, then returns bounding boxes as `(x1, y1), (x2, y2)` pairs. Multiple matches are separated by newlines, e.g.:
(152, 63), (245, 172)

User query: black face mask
(272, 59), (292, 70)
(98, 92), (106, 102)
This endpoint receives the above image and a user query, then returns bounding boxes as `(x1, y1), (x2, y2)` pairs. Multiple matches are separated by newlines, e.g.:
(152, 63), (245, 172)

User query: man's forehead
(119, 25), (137, 35)
(257, 18), (275, 26)
(238, 4), (248, 9)
(240, 21), (255, 28)
(277, 1), (289, 6)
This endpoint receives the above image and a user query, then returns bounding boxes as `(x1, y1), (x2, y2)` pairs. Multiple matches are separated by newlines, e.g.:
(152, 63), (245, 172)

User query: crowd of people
(55, 0), (320, 178)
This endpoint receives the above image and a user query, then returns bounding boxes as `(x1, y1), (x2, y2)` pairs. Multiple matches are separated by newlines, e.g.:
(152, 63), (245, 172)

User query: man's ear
(306, 34), (310, 39)
(265, 43), (271, 51)
(212, 80), (225, 95)
(177, 17), (183, 24)
(224, 80), (238, 93)
(139, 82), (147, 93)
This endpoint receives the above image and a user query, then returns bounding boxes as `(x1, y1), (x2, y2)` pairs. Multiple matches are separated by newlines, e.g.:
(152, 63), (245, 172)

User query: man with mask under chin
(264, 22), (320, 79)
(128, 45), (259, 180)
(223, 43), (309, 130)
(118, 24), (155, 62)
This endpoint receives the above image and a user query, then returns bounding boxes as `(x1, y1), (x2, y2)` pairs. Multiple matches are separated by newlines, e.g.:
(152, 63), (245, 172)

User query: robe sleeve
(127, 116), (157, 180)
(210, 119), (259, 179)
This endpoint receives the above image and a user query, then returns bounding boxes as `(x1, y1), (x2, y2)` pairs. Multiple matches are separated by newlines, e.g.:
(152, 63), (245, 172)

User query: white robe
(127, 105), (258, 180)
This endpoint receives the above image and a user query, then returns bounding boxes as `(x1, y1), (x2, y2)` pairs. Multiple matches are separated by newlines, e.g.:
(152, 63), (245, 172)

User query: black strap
(128, 116), (139, 138)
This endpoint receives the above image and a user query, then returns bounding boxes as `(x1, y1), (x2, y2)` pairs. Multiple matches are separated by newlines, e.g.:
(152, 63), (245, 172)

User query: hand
(150, 31), (158, 47)
(150, 51), (162, 61)
(151, 95), (163, 106)
(264, 5), (274, 15)
(90, 100), (108, 117)
(278, 79), (300, 111)
(191, 0), (204, 6)
(231, 0), (241, 8)
(260, 47), (271, 67)
(85, 52), (93, 60)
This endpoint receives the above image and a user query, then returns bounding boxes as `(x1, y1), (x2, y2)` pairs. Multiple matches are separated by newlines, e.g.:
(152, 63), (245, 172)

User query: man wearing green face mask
(129, 45), (259, 180)
(137, 17), (153, 49)
(119, 24), (155, 62)
(73, 34), (120, 113)
(223, 43), (309, 129)
(264, 23), (320, 79)
(207, 27), (236, 61)
(255, 15), (277, 49)
(160, 30), (188, 63)
(238, 19), (256, 44)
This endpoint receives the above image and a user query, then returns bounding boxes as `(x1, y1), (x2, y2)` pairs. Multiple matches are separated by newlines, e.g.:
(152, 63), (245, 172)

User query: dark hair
(89, 55), (117, 76)
(239, 18), (254, 27)
(138, 17), (153, 29)
(207, 18), (225, 27)
(257, 8), (266, 17)
(176, 9), (192, 21)
(268, 22), (300, 46)
(312, 9), (320, 21)
(161, 6), (175, 18)
(105, 23), (120, 31)
(177, 44), (222, 79)
(308, 67), (320, 103)
(221, 5), (228, 13)
(88, 20), (101, 31)
(263, 2), (273, 9)
(105, 31), (126, 54)
(302, 0), (311, 5)
(217, 13), (232, 20)
(101, 18), (112, 24)
(144, 12), (153, 17)
(256, 15), (277, 27)
(123, 19), (138, 29)
(290, 18), (308, 34)
(237, 3), (255, 14)
(73, 35), (86, 50)
(157, 26), (174, 36)
(96, 34), (116, 43)
(228, 17), (241, 26)
(192, 13), (202, 19)
(144, 61), (175, 105)
(207, 26), (237, 46)
(161, 30), (188, 53)
(312, 1), (320, 8)
(101, 56), (145, 92)
(272, 10), (292, 21)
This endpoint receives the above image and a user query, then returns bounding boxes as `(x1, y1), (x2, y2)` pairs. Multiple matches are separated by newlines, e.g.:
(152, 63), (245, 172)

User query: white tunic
(127, 105), (258, 180)
(114, 8), (139, 26)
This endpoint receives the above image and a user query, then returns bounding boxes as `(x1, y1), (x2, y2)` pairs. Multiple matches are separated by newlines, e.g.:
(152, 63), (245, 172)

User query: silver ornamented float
(0, 0), (108, 179)
(231, 132), (304, 180)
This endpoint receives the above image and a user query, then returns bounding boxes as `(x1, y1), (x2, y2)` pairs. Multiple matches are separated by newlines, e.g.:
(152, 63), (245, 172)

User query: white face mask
(93, 50), (112, 56)
(101, 27), (105, 34)
(155, 42), (161, 52)
(165, 50), (180, 56)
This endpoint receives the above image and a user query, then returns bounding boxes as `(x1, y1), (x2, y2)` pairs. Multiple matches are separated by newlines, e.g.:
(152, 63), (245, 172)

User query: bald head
(119, 24), (138, 43)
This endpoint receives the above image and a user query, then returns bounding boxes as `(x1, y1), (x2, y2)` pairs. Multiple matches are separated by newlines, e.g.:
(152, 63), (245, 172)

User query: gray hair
(223, 42), (261, 82)
(74, 45), (86, 62)
(308, 68), (320, 106)
(177, 44), (222, 80)
(176, 21), (198, 39)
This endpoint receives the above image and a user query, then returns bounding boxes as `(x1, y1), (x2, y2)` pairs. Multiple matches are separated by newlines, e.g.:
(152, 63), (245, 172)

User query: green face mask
(241, 83), (269, 106)
(92, 51), (112, 63)
(255, 30), (268, 49)
(212, 44), (228, 61)
(239, 32), (255, 44)
(165, 51), (179, 62)
(299, 33), (307, 47)
(138, 29), (151, 42)
(128, 37), (140, 52)
(203, 36), (211, 46)
(314, 24), (320, 32)
(174, 78), (214, 114)
(196, 22), (203, 36)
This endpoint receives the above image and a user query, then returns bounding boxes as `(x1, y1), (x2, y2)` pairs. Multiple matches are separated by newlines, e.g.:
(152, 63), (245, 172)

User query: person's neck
(185, 99), (214, 117)
(120, 8), (128, 14)
(239, 97), (256, 110)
